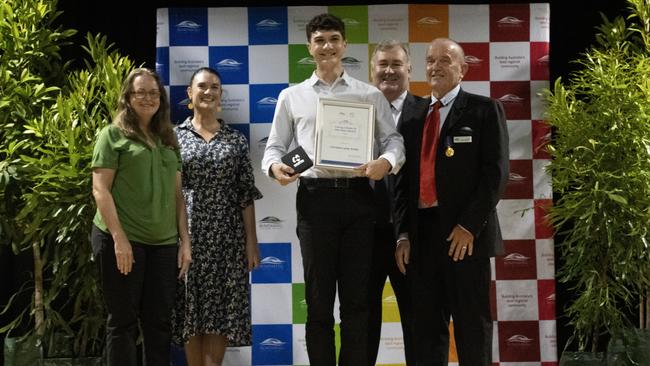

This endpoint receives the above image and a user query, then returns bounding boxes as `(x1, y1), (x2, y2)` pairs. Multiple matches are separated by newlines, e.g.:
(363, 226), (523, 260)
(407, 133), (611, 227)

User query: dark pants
(92, 225), (177, 366)
(296, 178), (375, 366)
(412, 208), (492, 366)
(367, 221), (414, 366)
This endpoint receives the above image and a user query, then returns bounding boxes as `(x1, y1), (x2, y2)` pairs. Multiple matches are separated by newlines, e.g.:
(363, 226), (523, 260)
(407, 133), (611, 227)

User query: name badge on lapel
(453, 136), (472, 143)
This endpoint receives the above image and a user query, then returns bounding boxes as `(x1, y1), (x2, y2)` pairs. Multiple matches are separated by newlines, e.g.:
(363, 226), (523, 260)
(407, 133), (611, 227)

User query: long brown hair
(113, 68), (178, 149)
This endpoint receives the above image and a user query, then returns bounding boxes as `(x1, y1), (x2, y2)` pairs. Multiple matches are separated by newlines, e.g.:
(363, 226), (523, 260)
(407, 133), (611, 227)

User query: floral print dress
(172, 118), (262, 346)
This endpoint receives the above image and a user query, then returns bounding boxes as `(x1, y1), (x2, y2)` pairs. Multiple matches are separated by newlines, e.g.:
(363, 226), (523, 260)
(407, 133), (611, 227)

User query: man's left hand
(354, 158), (391, 180)
(447, 225), (474, 261)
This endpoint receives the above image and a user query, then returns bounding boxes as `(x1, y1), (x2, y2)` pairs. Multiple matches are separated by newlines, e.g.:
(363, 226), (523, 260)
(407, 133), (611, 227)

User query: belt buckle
(332, 178), (349, 188)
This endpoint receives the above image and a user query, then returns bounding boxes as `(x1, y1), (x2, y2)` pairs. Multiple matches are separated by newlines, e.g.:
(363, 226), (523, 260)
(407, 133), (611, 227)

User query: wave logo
(465, 55), (483, 65)
(297, 57), (316, 66)
(256, 97), (278, 106)
(498, 94), (525, 104)
(497, 16), (525, 25)
(260, 338), (286, 349)
(256, 18), (282, 31)
(417, 16), (442, 25)
(545, 293), (556, 304)
(216, 59), (243, 70)
(342, 18), (360, 27)
(534, 131), (552, 155)
(342, 57), (363, 66)
(506, 334), (534, 345)
(259, 216), (283, 229)
(175, 20), (202, 32)
(260, 256), (285, 266)
(508, 172), (527, 184)
(503, 252), (530, 264)
(537, 54), (550, 65)
(178, 98), (190, 107)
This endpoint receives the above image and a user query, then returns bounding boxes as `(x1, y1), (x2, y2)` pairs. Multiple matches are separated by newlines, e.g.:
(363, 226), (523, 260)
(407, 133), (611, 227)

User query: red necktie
(419, 101), (442, 207)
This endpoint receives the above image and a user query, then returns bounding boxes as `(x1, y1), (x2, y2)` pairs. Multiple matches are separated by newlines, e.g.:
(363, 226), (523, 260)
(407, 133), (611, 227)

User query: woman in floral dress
(172, 67), (263, 366)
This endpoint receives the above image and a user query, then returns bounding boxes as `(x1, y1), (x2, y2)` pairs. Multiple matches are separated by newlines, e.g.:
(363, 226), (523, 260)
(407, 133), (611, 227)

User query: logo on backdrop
(508, 172), (527, 184)
(417, 16), (442, 25)
(498, 94), (525, 104)
(256, 19), (282, 31)
(503, 252), (530, 266)
(497, 16), (525, 26)
(260, 256), (285, 267)
(342, 18), (361, 27)
(297, 57), (316, 66)
(216, 58), (243, 70)
(465, 55), (483, 64)
(260, 338), (286, 349)
(175, 20), (202, 31)
(537, 54), (549, 65)
(506, 335), (535, 345)
(257, 97), (278, 106)
(259, 216), (284, 230)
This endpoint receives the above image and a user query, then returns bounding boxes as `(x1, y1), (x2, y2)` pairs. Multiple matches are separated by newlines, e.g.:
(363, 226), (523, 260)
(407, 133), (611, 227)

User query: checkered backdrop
(156, 4), (555, 365)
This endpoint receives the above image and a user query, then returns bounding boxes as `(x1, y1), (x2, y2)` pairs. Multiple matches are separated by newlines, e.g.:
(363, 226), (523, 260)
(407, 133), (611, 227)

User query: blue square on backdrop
(209, 46), (249, 85)
(251, 243), (291, 284)
(249, 84), (287, 123)
(155, 47), (170, 86)
(169, 8), (208, 46)
(248, 7), (288, 45)
(228, 123), (250, 145)
(170, 86), (191, 125)
(252, 324), (293, 365)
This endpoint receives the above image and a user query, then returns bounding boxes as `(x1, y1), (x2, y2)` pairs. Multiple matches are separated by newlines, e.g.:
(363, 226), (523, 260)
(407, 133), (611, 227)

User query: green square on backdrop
(328, 6), (368, 44)
(289, 44), (315, 83)
(292, 283), (307, 324)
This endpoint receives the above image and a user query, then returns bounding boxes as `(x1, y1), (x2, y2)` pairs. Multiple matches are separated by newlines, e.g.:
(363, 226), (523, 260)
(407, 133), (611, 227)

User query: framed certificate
(314, 98), (375, 170)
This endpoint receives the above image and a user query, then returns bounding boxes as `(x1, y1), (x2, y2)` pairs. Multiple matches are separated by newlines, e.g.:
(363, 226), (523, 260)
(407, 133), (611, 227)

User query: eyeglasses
(131, 90), (161, 100)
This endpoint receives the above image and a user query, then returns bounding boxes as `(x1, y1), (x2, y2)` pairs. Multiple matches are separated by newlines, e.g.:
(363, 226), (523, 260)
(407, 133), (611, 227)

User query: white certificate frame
(314, 98), (375, 170)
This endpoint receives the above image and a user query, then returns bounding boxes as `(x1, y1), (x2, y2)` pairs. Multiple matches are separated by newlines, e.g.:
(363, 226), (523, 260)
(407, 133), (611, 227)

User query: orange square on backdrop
(409, 5), (449, 42)
(410, 81), (431, 98)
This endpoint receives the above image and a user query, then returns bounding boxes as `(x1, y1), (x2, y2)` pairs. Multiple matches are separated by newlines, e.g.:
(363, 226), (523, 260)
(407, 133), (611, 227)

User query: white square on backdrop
(249, 45), (289, 84)
(376, 322), (406, 364)
(497, 199), (535, 240)
(208, 7), (248, 46)
(223, 346), (251, 366)
(495, 280), (539, 321)
(539, 320), (558, 362)
(288, 6), (328, 44)
(156, 8), (169, 47)
(169, 46), (209, 86)
(449, 5), (490, 42)
(409, 42), (430, 82)
(342, 44), (370, 83)
(533, 159), (551, 199)
(508, 120), (533, 160)
(368, 5), (409, 44)
(461, 81), (490, 98)
(530, 4), (551, 42)
(535, 239), (555, 280)
(490, 42), (531, 81)
(292, 324), (309, 365)
(251, 284), (293, 324)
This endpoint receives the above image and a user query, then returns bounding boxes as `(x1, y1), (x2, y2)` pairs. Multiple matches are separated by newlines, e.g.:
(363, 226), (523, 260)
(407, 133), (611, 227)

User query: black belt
(299, 177), (369, 189)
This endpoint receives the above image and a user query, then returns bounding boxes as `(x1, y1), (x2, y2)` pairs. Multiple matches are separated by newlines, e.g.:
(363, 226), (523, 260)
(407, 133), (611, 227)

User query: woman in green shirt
(91, 68), (192, 366)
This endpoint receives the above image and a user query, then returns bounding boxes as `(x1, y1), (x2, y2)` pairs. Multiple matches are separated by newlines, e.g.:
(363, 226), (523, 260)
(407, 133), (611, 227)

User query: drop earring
(187, 102), (193, 110)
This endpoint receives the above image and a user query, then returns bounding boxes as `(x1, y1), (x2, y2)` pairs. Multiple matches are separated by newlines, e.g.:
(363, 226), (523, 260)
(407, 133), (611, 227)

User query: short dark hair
(305, 13), (345, 42)
(189, 67), (222, 87)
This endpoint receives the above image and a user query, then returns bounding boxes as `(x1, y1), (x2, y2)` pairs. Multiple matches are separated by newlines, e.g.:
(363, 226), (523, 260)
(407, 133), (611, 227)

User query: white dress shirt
(262, 71), (405, 179)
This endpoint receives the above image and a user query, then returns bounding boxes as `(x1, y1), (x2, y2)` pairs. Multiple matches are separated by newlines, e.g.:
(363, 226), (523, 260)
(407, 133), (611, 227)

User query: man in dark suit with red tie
(367, 40), (429, 366)
(393, 38), (509, 366)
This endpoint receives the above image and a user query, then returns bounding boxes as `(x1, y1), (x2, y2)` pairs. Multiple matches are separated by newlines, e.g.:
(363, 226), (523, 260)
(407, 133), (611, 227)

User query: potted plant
(1, 0), (135, 363)
(544, 0), (650, 364)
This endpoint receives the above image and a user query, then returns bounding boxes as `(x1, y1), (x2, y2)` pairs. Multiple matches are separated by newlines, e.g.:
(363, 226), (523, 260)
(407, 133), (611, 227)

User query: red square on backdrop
(495, 240), (537, 280)
(505, 159), (533, 199)
(491, 81), (531, 120)
(498, 321), (541, 362)
(460, 42), (490, 81)
(542, 362), (559, 366)
(531, 42), (550, 80)
(532, 120), (552, 159)
(535, 199), (554, 239)
(490, 4), (530, 42)
(538, 279), (556, 320)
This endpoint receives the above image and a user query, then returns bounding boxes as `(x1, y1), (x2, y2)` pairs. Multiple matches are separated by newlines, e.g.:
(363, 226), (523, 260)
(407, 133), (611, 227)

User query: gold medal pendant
(445, 146), (455, 157)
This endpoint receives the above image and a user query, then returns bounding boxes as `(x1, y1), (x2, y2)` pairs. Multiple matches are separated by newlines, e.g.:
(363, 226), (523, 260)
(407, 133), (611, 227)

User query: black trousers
(296, 179), (374, 366)
(367, 221), (415, 366)
(92, 225), (177, 366)
(412, 208), (492, 366)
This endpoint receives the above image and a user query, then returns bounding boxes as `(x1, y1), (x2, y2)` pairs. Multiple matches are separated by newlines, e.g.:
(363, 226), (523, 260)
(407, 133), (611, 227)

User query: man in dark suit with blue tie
(393, 38), (509, 366)
(367, 40), (429, 366)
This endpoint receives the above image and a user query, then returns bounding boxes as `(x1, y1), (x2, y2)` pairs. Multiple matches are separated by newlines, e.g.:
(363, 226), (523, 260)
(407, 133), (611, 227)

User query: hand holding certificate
(314, 98), (374, 170)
